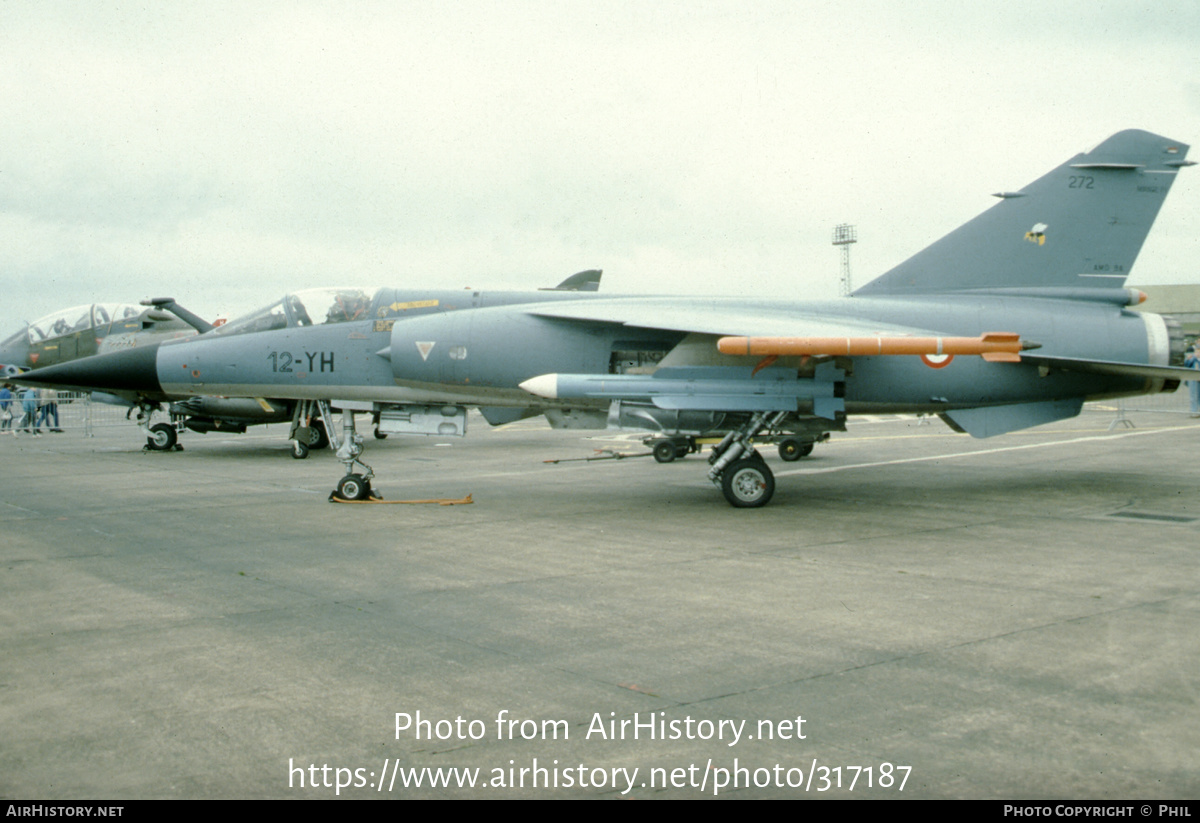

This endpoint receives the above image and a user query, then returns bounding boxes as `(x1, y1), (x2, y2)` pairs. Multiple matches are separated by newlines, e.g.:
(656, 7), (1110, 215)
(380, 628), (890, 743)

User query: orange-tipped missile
(716, 332), (1038, 363)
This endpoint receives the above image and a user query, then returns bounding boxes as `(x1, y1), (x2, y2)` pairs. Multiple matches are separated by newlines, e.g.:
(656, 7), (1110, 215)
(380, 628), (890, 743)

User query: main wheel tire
(147, 423), (177, 451)
(778, 438), (814, 461)
(652, 440), (677, 463)
(307, 420), (330, 450)
(336, 474), (370, 501)
(721, 457), (776, 508)
(373, 428), (388, 440)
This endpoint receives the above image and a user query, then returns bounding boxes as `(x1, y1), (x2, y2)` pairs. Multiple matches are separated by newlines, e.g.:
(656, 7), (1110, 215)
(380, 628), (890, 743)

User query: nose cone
(518, 374), (560, 399)
(13, 342), (167, 401)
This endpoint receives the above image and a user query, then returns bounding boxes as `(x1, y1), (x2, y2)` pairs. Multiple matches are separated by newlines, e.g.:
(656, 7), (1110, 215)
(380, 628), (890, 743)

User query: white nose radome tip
(518, 374), (559, 398)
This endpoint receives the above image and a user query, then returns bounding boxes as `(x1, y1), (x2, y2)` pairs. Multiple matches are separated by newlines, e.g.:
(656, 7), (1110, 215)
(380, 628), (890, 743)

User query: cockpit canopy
(26, 304), (145, 343)
(214, 288), (382, 336)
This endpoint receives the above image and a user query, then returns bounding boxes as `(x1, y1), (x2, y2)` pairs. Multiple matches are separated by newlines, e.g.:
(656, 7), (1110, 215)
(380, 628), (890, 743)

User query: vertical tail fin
(854, 129), (1191, 296)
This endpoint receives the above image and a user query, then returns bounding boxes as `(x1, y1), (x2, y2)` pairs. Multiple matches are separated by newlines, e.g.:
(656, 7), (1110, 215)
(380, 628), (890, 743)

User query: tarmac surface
(2, 400), (1198, 799)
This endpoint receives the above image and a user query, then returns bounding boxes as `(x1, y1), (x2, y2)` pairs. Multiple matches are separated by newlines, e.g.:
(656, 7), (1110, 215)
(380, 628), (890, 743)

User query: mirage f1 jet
(16, 130), (1197, 506)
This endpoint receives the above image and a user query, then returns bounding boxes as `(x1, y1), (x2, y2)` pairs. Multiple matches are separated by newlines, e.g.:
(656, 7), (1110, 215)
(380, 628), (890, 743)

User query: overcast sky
(2, 0), (1198, 333)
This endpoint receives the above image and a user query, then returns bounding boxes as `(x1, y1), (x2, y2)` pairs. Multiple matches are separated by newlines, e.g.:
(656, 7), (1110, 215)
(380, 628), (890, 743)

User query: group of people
(0, 385), (62, 436)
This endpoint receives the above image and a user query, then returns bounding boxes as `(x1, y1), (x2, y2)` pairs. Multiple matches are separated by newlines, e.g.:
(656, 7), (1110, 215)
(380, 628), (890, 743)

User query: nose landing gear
(314, 401), (377, 501)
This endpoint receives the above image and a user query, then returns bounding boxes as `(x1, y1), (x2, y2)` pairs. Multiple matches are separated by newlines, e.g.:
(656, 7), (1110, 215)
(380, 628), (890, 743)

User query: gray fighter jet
(0, 298), (311, 449)
(0, 300), (196, 376)
(16, 130), (1198, 507)
(2, 274), (601, 453)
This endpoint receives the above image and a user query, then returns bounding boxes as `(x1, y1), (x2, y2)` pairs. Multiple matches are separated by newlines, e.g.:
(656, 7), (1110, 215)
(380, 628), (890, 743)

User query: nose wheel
(137, 402), (184, 452)
(335, 473), (373, 501)
(146, 422), (179, 451)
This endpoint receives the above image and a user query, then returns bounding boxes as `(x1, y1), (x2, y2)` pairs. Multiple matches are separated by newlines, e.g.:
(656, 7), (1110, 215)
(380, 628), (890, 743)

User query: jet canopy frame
(212, 288), (383, 337)
(26, 304), (146, 343)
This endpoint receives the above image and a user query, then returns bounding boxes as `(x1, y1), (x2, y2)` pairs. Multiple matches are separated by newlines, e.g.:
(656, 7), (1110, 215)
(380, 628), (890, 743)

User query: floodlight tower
(832, 223), (857, 297)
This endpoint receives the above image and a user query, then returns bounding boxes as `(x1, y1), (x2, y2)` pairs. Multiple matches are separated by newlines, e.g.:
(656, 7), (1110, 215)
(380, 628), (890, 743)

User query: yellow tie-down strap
(329, 494), (473, 506)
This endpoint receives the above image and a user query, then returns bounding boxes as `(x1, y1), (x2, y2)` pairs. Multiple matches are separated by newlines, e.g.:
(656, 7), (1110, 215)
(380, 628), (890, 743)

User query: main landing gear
(706, 411), (789, 508)
(644, 417), (822, 507)
(720, 455), (776, 508)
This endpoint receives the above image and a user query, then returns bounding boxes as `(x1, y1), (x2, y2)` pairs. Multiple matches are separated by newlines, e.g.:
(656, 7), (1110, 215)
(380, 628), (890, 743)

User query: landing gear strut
(322, 401), (377, 500)
(706, 411), (788, 507)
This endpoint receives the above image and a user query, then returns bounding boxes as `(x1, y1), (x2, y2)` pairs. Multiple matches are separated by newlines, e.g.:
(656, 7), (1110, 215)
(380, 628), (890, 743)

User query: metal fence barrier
(1, 392), (135, 437)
